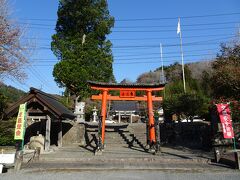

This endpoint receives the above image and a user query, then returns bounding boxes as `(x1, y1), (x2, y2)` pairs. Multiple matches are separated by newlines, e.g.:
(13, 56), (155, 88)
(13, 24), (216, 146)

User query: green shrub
(0, 118), (16, 146)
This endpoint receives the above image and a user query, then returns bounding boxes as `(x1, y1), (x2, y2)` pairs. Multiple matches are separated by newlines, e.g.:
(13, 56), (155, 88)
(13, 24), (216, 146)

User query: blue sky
(5, 0), (240, 94)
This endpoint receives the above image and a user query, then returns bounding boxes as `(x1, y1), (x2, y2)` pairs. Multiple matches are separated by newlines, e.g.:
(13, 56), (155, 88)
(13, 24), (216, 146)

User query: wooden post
(45, 115), (51, 151)
(58, 120), (62, 147)
(147, 90), (156, 144)
(101, 89), (108, 145)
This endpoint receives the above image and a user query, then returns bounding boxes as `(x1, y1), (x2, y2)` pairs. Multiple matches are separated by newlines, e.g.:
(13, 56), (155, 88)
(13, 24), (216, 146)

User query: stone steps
(84, 123), (151, 154)
(21, 145), (221, 172)
(21, 123), (224, 171)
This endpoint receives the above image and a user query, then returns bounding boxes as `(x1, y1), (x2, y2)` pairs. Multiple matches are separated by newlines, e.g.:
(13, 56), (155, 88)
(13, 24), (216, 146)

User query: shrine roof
(4, 87), (75, 120)
(88, 81), (166, 89)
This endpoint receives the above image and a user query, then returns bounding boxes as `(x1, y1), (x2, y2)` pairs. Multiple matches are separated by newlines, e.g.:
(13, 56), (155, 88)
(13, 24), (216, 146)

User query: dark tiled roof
(88, 81), (165, 88)
(5, 87), (75, 120)
(111, 101), (138, 111)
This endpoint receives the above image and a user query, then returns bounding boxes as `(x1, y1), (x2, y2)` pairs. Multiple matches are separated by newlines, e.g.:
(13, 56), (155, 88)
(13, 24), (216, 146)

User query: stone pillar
(45, 115), (51, 151)
(0, 164), (3, 173)
(14, 151), (23, 172)
(130, 113), (133, 124)
(234, 151), (240, 169)
(58, 120), (62, 147)
(118, 111), (121, 123)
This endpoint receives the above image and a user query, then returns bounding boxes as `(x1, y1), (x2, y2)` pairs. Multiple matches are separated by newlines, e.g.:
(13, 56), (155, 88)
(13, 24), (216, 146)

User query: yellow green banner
(14, 103), (27, 140)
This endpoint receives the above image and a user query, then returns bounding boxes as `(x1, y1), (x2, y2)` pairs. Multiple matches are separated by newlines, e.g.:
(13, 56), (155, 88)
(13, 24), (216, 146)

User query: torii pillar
(101, 89), (108, 145)
(147, 90), (156, 145)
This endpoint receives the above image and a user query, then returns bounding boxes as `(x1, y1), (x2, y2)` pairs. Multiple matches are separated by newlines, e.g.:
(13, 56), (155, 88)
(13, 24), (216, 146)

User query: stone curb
(35, 157), (210, 165)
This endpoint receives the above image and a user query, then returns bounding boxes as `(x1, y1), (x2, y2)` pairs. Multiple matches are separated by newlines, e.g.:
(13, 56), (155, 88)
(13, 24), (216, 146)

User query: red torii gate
(88, 81), (165, 153)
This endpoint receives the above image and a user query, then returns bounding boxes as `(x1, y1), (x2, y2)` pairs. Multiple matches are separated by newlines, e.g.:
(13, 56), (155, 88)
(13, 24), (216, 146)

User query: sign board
(216, 103), (234, 139)
(120, 90), (136, 98)
(0, 154), (15, 164)
(14, 103), (27, 140)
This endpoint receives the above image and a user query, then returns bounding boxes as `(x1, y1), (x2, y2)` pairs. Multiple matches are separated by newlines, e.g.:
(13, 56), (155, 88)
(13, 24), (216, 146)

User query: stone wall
(62, 122), (85, 146)
(160, 122), (211, 150)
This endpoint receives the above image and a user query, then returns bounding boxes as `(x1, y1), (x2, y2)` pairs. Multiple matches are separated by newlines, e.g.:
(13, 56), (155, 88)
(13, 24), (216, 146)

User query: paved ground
(1, 169), (240, 180)
(1, 143), (239, 179)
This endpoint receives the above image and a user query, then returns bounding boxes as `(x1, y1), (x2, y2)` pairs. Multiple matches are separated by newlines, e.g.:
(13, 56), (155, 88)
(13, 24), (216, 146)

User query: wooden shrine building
(4, 87), (75, 151)
(111, 101), (139, 123)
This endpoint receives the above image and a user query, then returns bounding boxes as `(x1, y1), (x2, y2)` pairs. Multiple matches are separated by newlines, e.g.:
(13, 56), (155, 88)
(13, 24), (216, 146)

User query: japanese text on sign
(216, 103), (234, 139)
(14, 103), (27, 140)
(120, 90), (136, 98)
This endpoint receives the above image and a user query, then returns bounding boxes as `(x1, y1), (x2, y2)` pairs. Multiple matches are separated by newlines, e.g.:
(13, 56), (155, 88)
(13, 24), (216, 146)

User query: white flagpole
(160, 43), (164, 82)
(160, 43), (165, 97)
(177, 17), (186, 93)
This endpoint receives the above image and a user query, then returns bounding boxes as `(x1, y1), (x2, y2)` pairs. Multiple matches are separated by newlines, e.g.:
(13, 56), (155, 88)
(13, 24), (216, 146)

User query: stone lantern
(92, 106), (98, 123)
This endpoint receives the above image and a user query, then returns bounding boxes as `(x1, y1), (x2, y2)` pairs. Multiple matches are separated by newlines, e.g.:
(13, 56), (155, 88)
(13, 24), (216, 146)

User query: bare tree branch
(0, 0), (29, 81)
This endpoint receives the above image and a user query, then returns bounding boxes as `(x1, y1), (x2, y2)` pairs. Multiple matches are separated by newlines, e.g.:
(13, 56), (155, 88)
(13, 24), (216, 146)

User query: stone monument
(75, 101), (85, 123)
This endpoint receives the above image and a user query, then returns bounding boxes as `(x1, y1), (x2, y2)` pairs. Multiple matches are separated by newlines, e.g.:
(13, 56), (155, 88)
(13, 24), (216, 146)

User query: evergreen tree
(51, 0), (115, 99)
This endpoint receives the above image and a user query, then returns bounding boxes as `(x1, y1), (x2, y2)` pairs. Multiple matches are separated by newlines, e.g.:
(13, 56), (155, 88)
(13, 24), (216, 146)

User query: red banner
(216, 103), (234, 139)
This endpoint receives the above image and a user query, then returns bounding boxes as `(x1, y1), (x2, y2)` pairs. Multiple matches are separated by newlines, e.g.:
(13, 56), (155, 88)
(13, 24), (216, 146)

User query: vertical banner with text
(14, 103), (27, 140)
(216, 103), (234, 139)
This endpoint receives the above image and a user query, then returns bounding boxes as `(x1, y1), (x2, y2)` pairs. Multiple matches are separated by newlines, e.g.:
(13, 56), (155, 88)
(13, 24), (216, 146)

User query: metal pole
(229, 102), (237, 150)
(238, 24), (240, 40)
(178, 18), (186, 93)
(160, 43), (166, 97)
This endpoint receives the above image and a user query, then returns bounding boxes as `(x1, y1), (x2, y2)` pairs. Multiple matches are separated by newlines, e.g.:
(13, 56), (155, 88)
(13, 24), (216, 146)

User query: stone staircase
(21, 123), (220, 172)
(84, 123), (149, 156)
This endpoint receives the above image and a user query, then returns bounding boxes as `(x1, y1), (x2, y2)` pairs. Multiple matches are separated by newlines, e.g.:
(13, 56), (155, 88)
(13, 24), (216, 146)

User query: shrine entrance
(88, 81), (165, 154)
